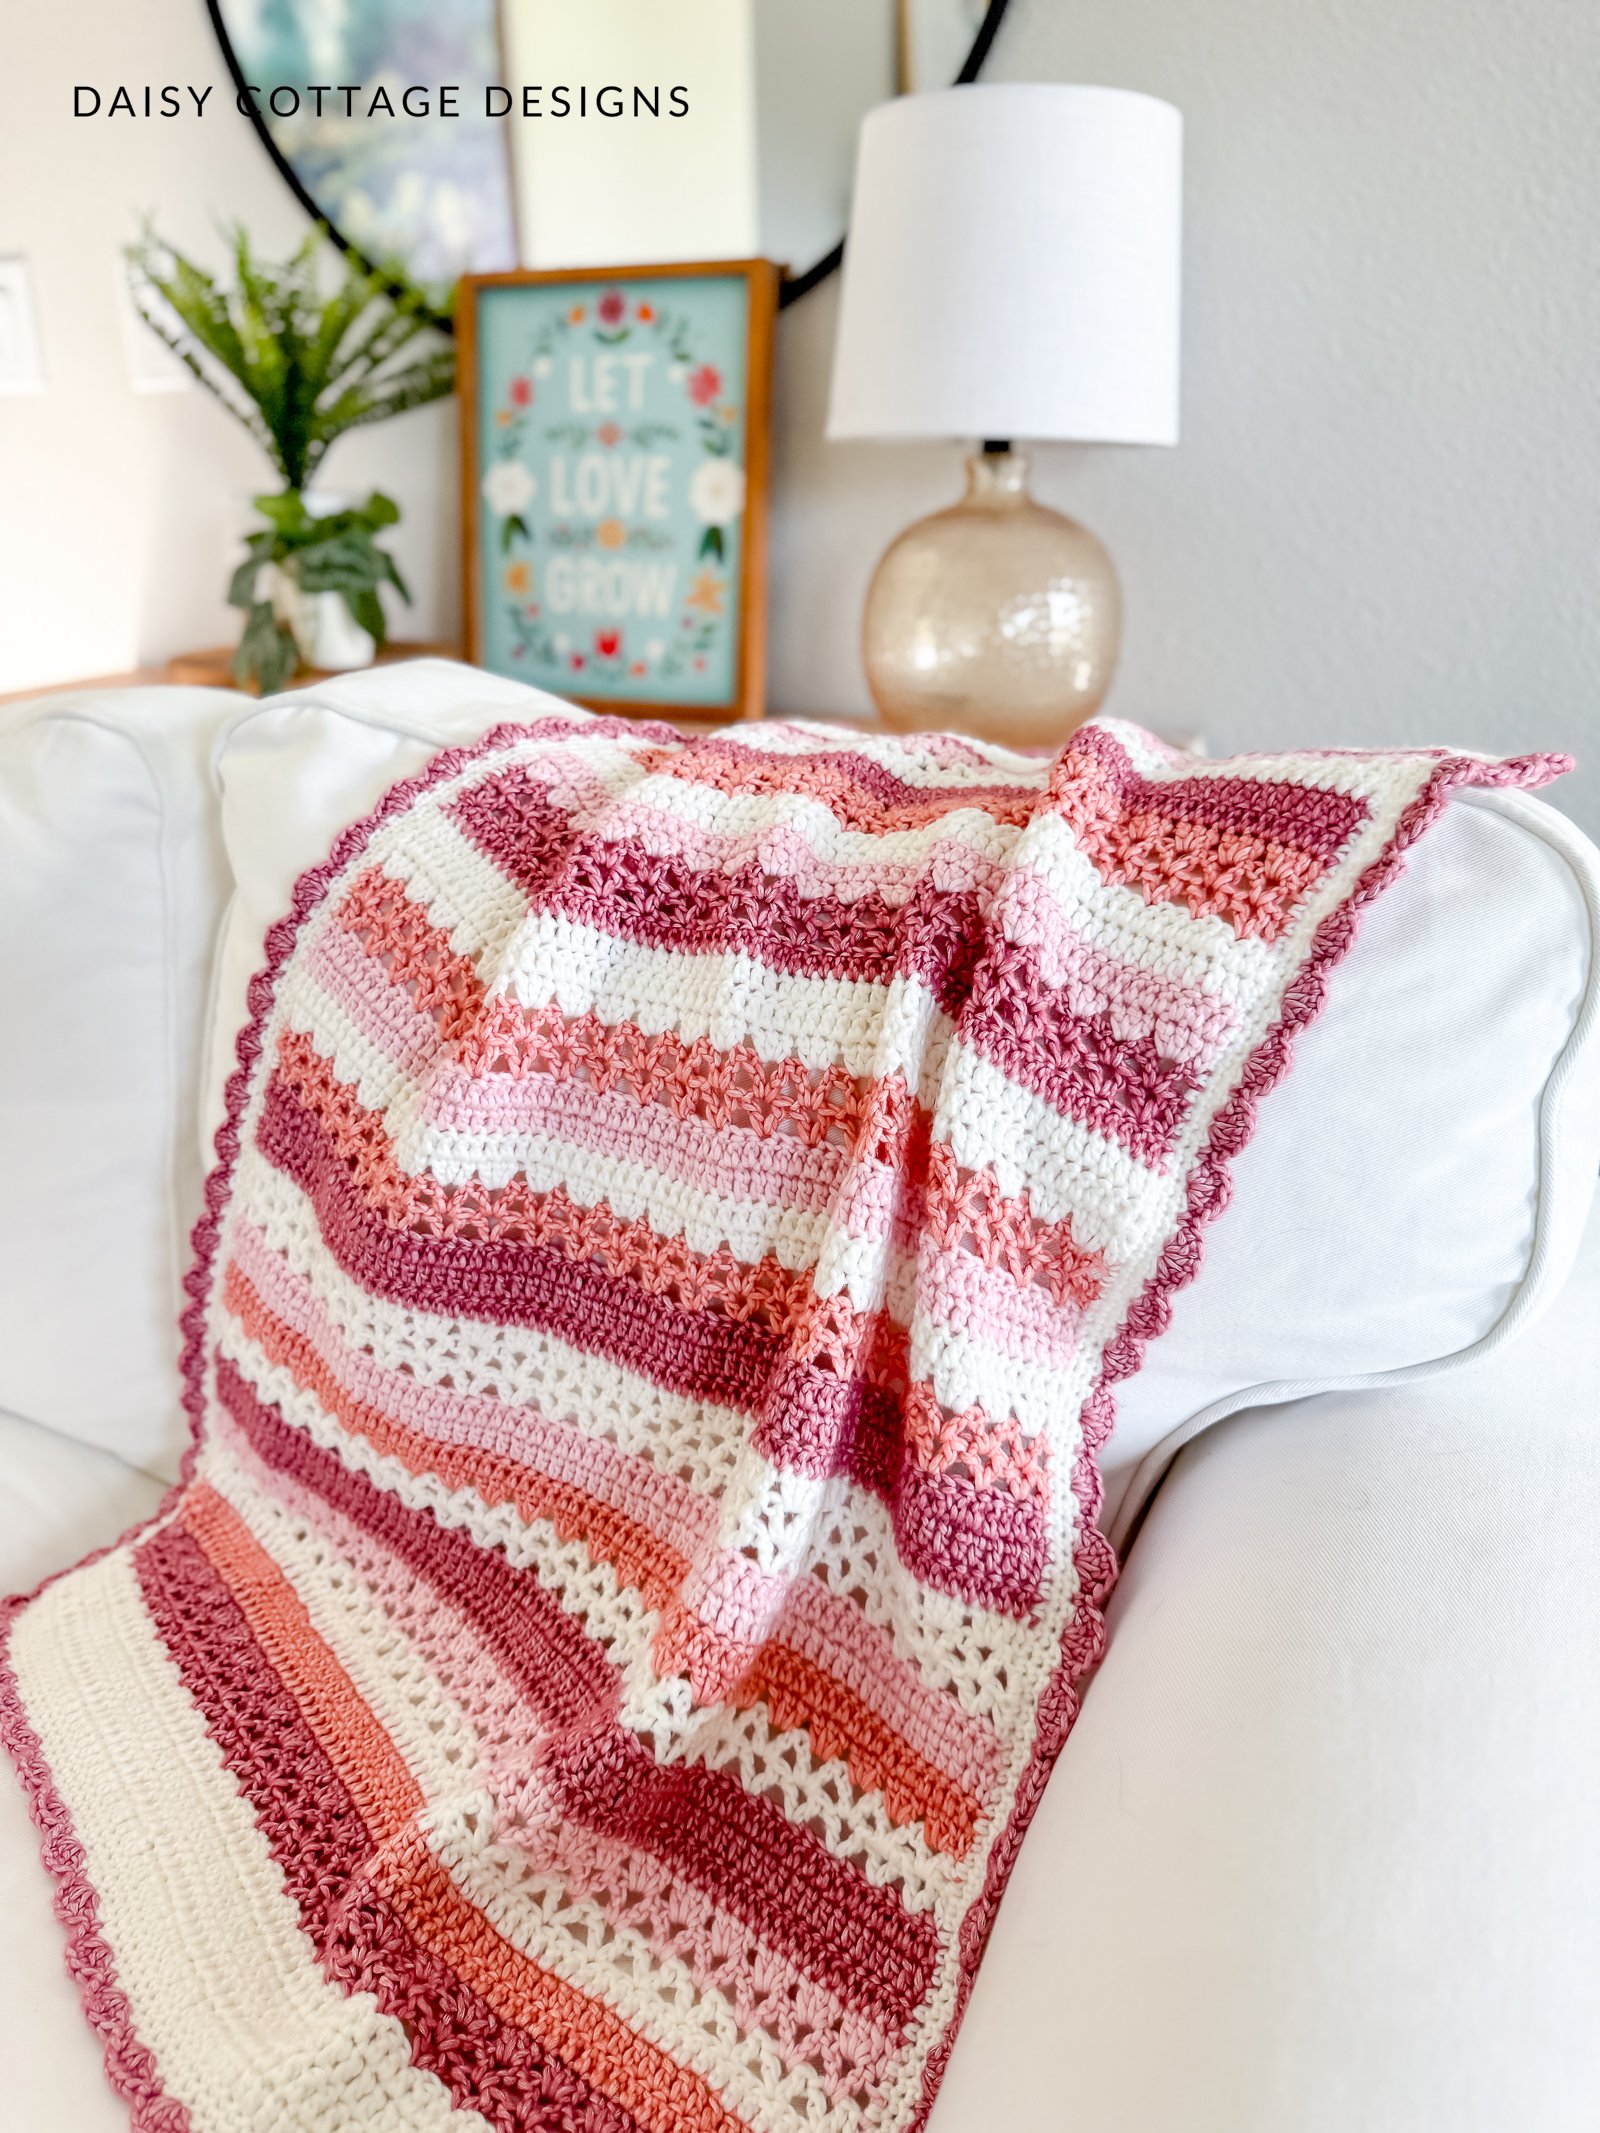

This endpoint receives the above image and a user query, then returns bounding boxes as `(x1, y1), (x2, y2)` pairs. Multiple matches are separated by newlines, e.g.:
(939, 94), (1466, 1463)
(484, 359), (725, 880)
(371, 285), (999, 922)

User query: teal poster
(474, 274), (755, 709)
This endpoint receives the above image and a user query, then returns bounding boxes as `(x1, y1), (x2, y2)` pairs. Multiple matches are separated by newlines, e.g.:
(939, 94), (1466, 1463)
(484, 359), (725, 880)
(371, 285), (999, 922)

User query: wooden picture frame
(458, 259), (779, 721)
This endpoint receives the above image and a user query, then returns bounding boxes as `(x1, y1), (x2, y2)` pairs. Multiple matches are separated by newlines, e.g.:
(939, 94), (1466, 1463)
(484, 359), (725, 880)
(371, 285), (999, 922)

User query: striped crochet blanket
(2, 708), (1565, 2133)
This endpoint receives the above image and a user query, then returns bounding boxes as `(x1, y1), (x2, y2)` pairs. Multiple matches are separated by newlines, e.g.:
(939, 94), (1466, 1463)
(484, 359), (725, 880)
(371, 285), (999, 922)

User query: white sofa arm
(0, 687), (238, 1479)
(932, 1199), (1600, 2133)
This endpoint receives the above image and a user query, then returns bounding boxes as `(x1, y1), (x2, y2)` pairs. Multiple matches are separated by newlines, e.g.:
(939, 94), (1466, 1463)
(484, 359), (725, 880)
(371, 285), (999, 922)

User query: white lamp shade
(827, 84), (1182, 446)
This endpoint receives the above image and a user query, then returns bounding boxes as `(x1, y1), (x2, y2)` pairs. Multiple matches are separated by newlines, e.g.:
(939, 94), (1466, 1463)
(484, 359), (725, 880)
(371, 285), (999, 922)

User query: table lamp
(827, 84), (1182, 745)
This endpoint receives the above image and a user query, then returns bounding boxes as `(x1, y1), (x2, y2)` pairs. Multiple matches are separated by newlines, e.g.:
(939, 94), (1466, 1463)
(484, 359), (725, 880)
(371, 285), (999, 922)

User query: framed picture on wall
(458, 260), (779, 720)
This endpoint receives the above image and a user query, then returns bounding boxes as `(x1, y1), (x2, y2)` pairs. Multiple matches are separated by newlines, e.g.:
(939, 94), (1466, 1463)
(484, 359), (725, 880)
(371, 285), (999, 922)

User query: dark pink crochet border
(0, 718), (1570, 2133)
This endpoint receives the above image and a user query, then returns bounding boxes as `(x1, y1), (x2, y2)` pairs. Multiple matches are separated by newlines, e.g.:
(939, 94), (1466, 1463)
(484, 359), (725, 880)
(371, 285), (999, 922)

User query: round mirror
(206, 0), (1010, 310)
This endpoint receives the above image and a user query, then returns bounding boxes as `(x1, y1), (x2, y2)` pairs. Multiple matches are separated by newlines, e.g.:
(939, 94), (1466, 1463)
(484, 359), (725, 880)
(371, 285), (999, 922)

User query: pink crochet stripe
(228, 1226), (716, 1555)
(2, 702), (1572, 2133)
(994, 863), (1244, 1061)
(303, 918), (446, 1077)
(1072, 722), (1373, 859)
(906, 741), (1574, 2129)
(445, 766), (1213, 1164)
(461, 1813), (911, 2100)
(215, 1355), (940, 2014)
(223, 1235), (1005, 1810)
(213, 1408), (546, 1801)
(133, 1515), (652, 2133)
(635, 733), (1044, 830)
(224, 1254), (1006, 1794)
(0, 723), (558, 2133)
(273, 1010), (1098, 1411)
(255, 1057), (1057, 1611)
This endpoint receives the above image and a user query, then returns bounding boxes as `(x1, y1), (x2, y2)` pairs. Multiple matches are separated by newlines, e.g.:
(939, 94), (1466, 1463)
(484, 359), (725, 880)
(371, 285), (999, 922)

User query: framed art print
(459, 260), (779, 719)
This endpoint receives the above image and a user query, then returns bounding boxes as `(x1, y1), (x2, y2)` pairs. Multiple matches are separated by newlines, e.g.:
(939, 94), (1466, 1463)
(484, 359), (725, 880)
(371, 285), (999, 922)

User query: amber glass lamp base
(861, 448), (1121, 749)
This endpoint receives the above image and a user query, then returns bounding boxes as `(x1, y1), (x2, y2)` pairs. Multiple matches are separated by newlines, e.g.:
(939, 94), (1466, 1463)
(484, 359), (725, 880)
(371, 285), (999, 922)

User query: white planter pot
(265, 569), (377, 672)
(254, 489), (379, 673)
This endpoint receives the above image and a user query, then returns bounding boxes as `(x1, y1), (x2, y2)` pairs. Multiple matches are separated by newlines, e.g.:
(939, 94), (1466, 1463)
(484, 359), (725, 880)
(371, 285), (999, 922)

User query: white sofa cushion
(201, 663), (1600, 1532)
(0, 688), (237, 1481)
(931, 1194), (1600, 2133)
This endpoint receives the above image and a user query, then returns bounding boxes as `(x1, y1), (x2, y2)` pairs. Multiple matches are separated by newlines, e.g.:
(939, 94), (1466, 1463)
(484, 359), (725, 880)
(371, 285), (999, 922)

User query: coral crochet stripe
(1, 706), (1568, 2132)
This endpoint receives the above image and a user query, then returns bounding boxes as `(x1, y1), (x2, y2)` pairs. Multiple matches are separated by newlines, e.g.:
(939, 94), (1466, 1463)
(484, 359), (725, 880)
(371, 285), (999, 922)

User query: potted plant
(127, 226), (454, 694)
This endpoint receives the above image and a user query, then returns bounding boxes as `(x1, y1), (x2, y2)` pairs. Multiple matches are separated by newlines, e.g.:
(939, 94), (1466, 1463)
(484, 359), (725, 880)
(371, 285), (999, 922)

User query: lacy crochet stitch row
(1, 706), (1567, 2133)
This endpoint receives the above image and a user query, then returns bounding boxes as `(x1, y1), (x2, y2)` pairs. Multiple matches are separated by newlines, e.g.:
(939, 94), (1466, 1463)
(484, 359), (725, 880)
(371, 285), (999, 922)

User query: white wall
(0, 0), (458, 692)
(771, 0), (1600, 832)
(4, 0), (1596, 836)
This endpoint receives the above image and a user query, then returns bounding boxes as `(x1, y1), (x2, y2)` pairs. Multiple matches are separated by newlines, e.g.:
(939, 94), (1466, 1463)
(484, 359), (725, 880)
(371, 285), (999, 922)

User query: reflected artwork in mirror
(207, 0), (517, 287)
(208, 0), (1010, 314)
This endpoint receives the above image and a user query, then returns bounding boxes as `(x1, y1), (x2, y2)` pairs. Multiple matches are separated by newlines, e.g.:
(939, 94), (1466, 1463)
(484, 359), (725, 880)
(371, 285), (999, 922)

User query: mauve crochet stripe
(253, 1065), (1052, 1614)
(1071, 723), (1372, 858)
(215, 1358), (934, 2017)
(135, 1522), (648, 2133)
(449, 767), (1205, 1157)
(223, 1236), (1000, 1815)
(216, 1358), (624, 1732)
(2, 706), (1568, 2133)
(203, 1425), (926, 2104)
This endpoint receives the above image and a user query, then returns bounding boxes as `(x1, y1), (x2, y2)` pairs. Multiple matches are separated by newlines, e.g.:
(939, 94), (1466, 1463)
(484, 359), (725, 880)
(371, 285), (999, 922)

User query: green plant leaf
(344, 585), (388, 644)
(294, 534), (384, 593)
(377, 547), (412, 604)
(124, 223), (453, 497)
(252, 489), (313, 537)
(234, 601), (298, 694)
(227, 555), (262, 610)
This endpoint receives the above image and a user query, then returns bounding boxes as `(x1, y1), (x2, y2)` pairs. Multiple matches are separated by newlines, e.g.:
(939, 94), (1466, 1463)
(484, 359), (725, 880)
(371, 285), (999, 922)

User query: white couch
(2, 667), (1597, 2132)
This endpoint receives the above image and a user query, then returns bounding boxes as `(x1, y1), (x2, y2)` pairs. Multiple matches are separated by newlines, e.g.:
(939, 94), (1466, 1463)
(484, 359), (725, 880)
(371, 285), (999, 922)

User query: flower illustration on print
(686, 363), (722, 408)
(483, 460), (535, 515)
(689, 458), (745, 528)
(686, 569), (725, 617)
(504, 560), (532, 595)
(596, 421), (623, 449)
(594, 628), (622, 659)
(597, 288), (627, 327)
(596, 518), (627, 551)
(508, 375), (533, 408)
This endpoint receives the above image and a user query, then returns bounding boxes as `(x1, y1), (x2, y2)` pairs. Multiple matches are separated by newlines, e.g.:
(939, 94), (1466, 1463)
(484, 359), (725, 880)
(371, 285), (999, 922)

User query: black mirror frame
(205, 0), (1012, 324)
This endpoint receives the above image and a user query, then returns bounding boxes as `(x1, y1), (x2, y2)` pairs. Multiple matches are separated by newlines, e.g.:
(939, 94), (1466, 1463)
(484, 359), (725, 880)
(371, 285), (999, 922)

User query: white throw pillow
(0, 687), (238, 1480)
(203, 665), (1600, 1533)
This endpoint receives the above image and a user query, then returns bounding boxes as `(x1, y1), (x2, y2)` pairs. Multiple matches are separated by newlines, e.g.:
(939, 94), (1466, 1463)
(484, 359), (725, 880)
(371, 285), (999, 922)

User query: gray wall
(769, 0), (1600, 834)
